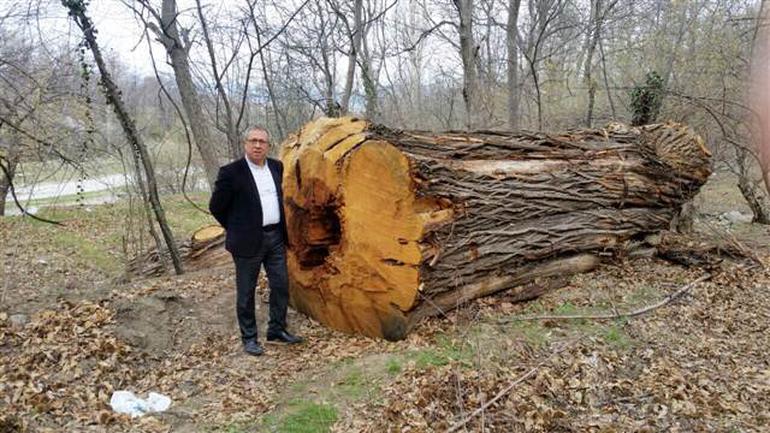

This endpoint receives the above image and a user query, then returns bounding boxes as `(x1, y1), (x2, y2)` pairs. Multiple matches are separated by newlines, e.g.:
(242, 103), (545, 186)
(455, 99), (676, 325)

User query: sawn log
(280, 117), (711, 340)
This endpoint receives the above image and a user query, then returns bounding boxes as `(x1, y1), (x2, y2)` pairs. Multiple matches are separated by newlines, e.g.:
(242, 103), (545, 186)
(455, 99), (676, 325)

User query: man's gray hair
(241, 125), (270, 143)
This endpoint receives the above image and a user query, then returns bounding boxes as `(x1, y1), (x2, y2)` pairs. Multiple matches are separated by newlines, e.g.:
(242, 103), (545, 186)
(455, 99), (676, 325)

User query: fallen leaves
(0, 300), (139, 432)
(364, 259), (770, 432)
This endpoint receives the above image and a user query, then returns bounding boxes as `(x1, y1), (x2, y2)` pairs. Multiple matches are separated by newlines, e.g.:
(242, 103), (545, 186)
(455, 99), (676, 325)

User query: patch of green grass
(385, 357), (402, 375)
(409, 334), (476, 369)
(47, 226), (121, 274)
(554, 301), (589, 324)
(436, 334), (475, 364)
(4, 193), (217, 281)
(265, 400), (338, 433)
(215, 423), (250, 433)
(554, 301), (579, 314)
(413, 348), (450, 368)
(289, 381), (308, 394)
(338, 368), (367, 398)
(601, 322), (632, 349)
(162, 193), (218, 236)
(508, 321), (551, 347)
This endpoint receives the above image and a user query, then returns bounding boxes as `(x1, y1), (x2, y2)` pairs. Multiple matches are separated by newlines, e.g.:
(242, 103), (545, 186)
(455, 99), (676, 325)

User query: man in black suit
(209, 126), (303, 356)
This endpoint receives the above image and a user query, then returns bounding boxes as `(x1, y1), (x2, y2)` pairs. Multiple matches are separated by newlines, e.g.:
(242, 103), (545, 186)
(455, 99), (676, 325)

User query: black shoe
(243, 340), (265, 356)
(266, 330), (303, 345)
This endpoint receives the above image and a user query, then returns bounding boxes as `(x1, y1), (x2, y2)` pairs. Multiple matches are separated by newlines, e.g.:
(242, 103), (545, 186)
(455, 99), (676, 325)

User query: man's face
(243, 129), (270, 164)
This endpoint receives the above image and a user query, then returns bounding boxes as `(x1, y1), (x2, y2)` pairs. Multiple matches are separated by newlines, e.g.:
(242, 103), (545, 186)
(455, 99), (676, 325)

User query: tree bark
(154, 0), (220, 190)
(280, 117), (712, 340)
(340, 0), (363, 114)
(583, 0), (601, 127)
(507, 0), (521, 129)
(455, 0), (477, 129)
(737, 148), (770, 224)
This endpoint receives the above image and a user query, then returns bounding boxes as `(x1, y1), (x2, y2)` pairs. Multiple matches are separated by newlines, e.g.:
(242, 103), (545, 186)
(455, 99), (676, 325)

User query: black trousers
(232, 230), (289, 343)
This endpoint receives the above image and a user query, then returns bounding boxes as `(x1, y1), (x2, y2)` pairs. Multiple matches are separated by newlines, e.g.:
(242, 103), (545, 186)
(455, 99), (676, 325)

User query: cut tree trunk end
(280, 117), (711, 340)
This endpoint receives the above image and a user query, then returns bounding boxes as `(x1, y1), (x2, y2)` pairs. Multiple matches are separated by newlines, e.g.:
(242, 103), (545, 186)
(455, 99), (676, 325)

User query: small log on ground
(281, 117), (711, 340)
(126, 225), (229, 277)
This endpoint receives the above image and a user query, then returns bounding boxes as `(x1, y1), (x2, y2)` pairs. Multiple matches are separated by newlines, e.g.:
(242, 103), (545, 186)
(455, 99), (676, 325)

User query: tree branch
(498, 273), (712, 324)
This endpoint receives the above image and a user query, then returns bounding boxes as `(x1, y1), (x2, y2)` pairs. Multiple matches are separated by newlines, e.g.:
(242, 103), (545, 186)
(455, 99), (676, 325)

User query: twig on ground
(497, 273), (712, 324)
(445, 337), (582, 433)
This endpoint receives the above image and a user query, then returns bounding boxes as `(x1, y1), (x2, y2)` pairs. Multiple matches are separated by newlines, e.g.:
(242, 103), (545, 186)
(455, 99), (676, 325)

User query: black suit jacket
(208, 157), (289, 257)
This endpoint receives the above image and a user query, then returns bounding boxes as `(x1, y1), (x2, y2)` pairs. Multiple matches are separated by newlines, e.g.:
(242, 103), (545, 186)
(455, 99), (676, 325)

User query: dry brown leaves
(366, 259), (770, 433)
(0, 300), (141, 432)
(0, 267), (403, 432)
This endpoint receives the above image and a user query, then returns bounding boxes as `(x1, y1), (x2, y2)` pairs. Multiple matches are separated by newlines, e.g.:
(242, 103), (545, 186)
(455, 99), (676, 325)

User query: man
(209, 126), (303, 356)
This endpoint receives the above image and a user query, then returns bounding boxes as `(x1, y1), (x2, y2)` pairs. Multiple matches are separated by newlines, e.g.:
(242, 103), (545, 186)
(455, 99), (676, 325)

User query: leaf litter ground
(1, 182), (770, 432)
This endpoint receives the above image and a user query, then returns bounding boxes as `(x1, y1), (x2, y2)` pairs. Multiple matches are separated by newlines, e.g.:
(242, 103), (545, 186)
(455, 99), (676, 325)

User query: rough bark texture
(157, 0), (220, 189)
(507, 0), (521, 129)
(455, 0), (477, 129)
(280, 117), (711, 340)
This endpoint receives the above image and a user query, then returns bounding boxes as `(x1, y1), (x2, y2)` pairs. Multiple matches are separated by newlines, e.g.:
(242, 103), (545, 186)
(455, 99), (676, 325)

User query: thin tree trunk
(157, 0), (219, 189)
(456, 0), (477, 129)
(127, 133), (166, 267)
(583, 0), (599, 127)
(320, 42), (338, 117)
(408, 0), (423, 128)
(64, 1), (184, 274)
(529, 57), (543, 130)
(599, 38), (616, 119)
(0, 133), (21, 217)
(195, 0), (240, 159)
(507, 0), (521, 129)
(737, 147), (770, 224)
(751, 0), (770, 196)
(659, 0), (688, 89)
(340, 0), (363, 114)
(255, 20), (287, 138)
(361, 54), (378, 120)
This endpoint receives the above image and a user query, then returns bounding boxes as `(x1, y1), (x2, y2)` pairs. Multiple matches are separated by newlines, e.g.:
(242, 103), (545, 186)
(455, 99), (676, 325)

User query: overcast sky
(0, 0), (188, 76)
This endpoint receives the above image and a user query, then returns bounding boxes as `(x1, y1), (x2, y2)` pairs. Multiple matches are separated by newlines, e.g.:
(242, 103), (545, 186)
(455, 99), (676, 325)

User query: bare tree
(582, 0), (618, 127)
(521, 0), (571, 130)
(507, 0), (522, 128)
(327, 0), (364, 114)
(131, 0), (221, 189)
(281, 0), (342, 117)
(195, 0), (241, 158)
(63, 0), (184, 274)
(0, 31), (80, 217)
(454, 0), (478, 129)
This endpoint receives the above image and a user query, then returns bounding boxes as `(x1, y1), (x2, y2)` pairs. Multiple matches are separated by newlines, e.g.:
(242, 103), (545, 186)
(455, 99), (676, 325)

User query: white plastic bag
(110, 390), (172, 417)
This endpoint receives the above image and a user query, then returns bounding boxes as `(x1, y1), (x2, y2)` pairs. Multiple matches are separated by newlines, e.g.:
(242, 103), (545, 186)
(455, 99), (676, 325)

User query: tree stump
(280, 117), (711, 340)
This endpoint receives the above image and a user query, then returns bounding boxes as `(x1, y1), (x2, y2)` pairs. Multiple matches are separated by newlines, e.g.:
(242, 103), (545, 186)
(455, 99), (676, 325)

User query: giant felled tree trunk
(281, 117), (711, 340)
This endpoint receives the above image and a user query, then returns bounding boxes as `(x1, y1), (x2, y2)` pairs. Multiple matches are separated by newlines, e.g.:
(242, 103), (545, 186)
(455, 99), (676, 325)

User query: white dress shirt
(245, 158), (281, 226)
